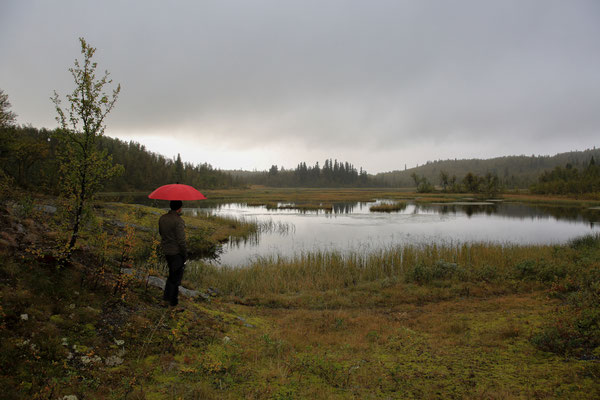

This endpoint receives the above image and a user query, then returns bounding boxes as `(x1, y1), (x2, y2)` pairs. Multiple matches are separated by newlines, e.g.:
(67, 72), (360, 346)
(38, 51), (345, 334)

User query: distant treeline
(530, 158), (600, 195)
(230, 160), (388, 187)
(376, 149), (600, 189)
(0, 125), (242, 193)
(3, 124), (599, 194)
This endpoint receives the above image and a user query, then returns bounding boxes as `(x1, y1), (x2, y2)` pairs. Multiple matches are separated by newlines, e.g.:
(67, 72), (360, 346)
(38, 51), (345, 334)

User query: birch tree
(52, 38), (123, 257)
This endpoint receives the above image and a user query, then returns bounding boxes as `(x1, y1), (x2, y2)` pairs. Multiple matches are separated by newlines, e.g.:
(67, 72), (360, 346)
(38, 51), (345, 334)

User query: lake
(182, 200), (600, 267)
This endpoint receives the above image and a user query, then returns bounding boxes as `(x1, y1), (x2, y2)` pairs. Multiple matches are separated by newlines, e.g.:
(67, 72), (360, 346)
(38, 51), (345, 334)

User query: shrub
(514, 260), (537, 280)
(531, 323), (581, 356)
(532, 308), (600, 358)
(431, 260), (458, 279)
(570, 233), (600, 250)
(405, 260), (459, 284)
(473, 264), (498, 282)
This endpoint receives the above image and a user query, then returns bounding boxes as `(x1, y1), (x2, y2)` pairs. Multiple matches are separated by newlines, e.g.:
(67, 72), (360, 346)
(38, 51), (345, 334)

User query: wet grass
(189, 242), (566, 307)
(503, 192), (600, 207)
(369, 201), (408, 212)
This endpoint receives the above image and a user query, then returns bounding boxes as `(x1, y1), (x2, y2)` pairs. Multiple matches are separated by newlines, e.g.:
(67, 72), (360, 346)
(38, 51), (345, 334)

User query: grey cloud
(1, 0), (599, 171)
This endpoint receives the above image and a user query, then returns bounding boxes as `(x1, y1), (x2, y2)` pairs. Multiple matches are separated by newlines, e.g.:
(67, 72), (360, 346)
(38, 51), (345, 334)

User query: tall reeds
(188, 242), (559, 297)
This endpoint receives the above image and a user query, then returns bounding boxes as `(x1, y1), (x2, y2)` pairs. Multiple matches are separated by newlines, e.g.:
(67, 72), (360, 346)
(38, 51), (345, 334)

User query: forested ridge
(2, 123), (600, 193)
(0, 124), (382, 191)
(376, 149), (600, 188)
(0, 125), (243, 193)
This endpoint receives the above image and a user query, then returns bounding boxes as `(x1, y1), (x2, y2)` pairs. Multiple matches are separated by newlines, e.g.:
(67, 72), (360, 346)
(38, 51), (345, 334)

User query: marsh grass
(369, 201), (408, 212)
(191, 242), (562, 299)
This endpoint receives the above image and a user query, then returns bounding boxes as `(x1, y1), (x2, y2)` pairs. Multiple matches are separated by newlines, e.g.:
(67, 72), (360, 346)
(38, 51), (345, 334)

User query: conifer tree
(0, 89), (17, 128)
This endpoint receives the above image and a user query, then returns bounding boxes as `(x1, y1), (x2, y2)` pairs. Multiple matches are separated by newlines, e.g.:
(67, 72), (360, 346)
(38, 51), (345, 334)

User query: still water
(183, 201), (600, 267)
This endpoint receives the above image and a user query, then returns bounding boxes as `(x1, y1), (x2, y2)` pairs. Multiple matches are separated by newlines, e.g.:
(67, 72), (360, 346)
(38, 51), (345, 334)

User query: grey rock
(111, 220), (151, 232)
(121, 268), (146, 280)
(179, 287), (200, 298)
(167, 361), (178, 371)
(198, 292), (211, 301)
(147, 276), (166, 290)
(85, 306), (101, 314)
(37, 205), (57, 214)
(81, 355), (102, 364)
(236, 315), (254, 328)
(105, 355), (124, 367)
(121, 268), (201, 299)
(20, 313), (28, 321)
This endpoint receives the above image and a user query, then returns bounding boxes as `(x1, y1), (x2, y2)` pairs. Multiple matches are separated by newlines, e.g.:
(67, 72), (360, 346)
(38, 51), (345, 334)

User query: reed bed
(189, 241), (564, 297)
(369, 201), (408, 212)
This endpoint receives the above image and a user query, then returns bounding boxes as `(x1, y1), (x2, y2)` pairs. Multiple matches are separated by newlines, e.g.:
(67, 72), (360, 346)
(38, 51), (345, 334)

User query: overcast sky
(1, 0), (599, 173)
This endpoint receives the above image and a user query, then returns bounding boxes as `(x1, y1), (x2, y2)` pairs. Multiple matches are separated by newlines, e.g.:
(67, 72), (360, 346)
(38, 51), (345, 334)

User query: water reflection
(333, 203), (356, 214)
(417, 202), (598, 224)
(229, 233), (260, 248)
(198, 200), (600, 267)
(102, 194), (600, 267)
(104, 193), (598, 224)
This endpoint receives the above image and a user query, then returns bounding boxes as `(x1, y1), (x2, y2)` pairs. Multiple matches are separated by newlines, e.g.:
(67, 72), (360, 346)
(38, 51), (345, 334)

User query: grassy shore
(205, 187), (600, 209)
(1, 191), (600, 398)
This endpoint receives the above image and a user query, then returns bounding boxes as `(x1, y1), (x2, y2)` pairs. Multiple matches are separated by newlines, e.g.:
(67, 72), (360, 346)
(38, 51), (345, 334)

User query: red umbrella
(148, 184), (207, 201)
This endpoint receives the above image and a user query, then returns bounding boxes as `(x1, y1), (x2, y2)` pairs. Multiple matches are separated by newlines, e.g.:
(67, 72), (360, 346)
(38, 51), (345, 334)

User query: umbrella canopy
(148, 184), (207, 201)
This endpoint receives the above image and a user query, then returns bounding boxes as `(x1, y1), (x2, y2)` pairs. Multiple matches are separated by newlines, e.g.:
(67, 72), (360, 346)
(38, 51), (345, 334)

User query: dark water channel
(183, 200), (600, 267)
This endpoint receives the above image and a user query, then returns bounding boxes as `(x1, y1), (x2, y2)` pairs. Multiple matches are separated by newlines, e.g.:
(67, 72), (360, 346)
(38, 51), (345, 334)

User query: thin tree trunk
(68, 167), (87, 256)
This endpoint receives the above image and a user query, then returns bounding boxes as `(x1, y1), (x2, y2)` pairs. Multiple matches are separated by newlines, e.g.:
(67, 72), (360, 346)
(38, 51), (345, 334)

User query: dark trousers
(163, 254), (185, 306)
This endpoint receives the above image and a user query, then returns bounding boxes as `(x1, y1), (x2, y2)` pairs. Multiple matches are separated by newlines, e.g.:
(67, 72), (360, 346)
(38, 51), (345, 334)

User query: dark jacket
(158, 210), (187, 259)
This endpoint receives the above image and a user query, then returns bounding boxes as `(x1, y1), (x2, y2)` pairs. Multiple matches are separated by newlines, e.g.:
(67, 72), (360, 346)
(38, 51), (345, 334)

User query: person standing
(158, 200), (187, 307)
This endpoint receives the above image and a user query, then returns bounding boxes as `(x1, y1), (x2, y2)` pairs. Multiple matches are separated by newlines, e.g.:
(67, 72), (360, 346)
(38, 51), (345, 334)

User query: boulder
(37, 205), (57, 214)
(121, 268), (203, 299)
(105, 355), (124, 367)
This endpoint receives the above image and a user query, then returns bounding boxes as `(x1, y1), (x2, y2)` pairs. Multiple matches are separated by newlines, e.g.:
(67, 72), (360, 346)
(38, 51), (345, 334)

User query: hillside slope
(376, 148), (600, 188)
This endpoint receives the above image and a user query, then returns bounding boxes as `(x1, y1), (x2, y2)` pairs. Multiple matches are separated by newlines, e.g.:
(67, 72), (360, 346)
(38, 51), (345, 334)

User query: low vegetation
(369, 201), (407, 212)
(2, 189), (599, 398)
